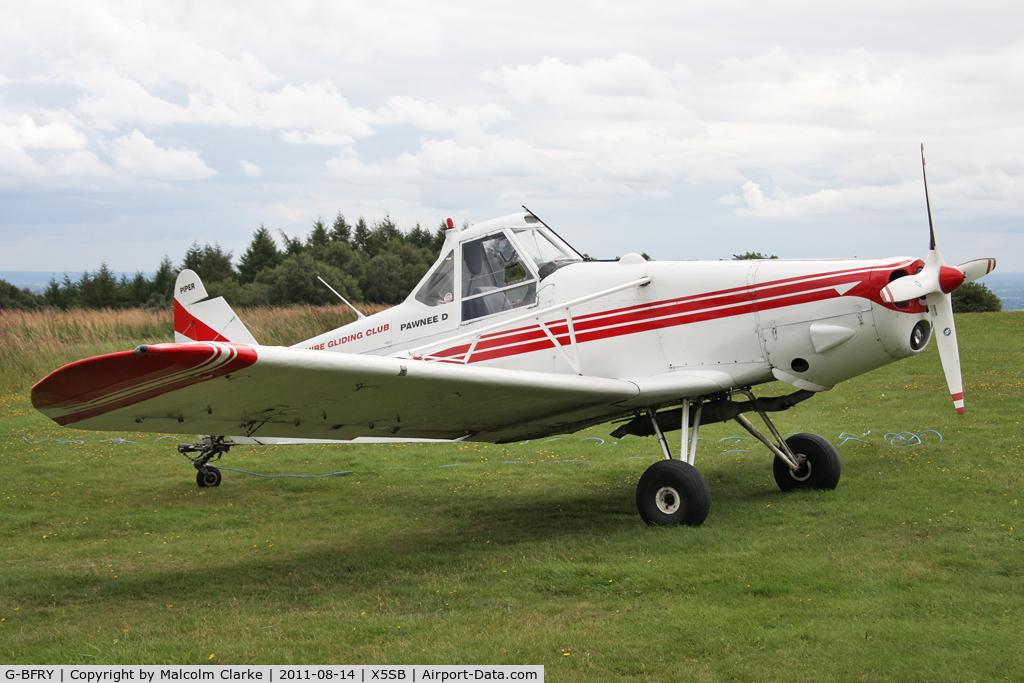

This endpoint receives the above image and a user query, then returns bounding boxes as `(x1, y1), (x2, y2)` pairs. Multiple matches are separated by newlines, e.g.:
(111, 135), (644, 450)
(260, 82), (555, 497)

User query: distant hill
(0, 271), (153, 294)
(982, 273), (1024, 311)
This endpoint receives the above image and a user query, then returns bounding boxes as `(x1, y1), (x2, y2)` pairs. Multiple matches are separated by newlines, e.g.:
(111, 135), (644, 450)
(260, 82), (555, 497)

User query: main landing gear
(178, 436), (232, 488)
(613, 389), (841, 527)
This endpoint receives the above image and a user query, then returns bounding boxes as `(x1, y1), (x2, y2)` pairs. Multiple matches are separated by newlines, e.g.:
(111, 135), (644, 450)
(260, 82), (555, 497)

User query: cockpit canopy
(412, 213), (582, 322)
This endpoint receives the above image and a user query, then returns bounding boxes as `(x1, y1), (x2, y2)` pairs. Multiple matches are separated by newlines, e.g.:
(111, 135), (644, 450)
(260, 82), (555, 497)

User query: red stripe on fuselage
(428, 264), (887, 364)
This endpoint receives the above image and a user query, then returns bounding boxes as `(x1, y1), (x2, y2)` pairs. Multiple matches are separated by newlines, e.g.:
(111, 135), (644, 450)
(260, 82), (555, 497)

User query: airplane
(31, 147), (996, 527)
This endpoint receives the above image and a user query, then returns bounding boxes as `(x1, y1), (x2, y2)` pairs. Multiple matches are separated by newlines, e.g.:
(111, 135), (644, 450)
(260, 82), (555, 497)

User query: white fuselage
(296, 213), (931, 399)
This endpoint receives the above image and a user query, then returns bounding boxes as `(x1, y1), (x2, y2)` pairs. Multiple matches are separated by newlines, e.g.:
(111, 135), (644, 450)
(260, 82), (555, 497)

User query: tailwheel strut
(178, 436), (231, 488)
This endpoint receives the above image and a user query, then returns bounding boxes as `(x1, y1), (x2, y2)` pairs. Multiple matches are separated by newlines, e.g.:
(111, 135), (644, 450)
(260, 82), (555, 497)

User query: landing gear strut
(620, 388), (841, 527)
(178, 436), (231, 488)
(634, 400), (711, 527)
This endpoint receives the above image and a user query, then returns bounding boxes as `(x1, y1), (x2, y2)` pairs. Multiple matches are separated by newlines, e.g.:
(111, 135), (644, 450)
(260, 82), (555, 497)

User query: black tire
(636, 459), (711, 527)
(196, 466), (222, 488)
(773, 433), (841, 491)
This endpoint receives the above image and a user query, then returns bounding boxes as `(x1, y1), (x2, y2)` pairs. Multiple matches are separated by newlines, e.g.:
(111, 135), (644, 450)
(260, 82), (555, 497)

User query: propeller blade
(926, 290), (965, 414)
(880, 246), (948, 303)
(957, 258), (997, 284)
(880, 274), (929, 303)
(917, 145), (967, 414)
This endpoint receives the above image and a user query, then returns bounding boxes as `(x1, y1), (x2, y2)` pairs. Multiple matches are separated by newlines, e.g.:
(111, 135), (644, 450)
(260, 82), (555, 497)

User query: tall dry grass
(0, 307), (173, 391)
(238, 302), (390, 346)
(0, 302), (392, 392)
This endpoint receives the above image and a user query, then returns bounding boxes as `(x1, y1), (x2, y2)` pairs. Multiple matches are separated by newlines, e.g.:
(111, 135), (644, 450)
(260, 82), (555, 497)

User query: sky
(1, 0), (1022, 275)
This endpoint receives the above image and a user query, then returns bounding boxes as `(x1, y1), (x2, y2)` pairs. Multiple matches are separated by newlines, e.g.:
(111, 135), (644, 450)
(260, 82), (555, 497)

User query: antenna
(317, 276), (366, 320)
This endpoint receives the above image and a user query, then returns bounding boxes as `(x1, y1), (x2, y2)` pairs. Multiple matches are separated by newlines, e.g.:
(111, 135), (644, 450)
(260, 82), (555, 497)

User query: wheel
(196, 466), (222, 488)
(773, 433), (841, 491)
(636, 460), (711, 527)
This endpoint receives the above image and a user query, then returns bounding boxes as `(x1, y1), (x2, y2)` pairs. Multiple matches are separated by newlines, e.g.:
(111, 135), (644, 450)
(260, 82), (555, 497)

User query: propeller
(878, 145), (997, 415)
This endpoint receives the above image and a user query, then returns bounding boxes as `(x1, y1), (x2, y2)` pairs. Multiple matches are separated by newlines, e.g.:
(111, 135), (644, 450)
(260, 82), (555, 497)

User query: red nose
(938, 265), (965, 293)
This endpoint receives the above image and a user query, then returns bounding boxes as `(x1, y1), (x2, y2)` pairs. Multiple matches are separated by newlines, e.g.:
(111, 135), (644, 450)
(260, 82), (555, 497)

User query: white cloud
(240, 160), (262, 177)
(410, 137), (539, 178)
(0, 144), (46, 182)
(733, 179), (921, 220)
(324, 147), (394, 181)
(52, 150), (112, 178)
(2, 1), (1024, 269)
(325, 136), (545, 186)
(838, 152), (908, 187)
(74, 69), (378, 139)
(0, 115), (88, 150)
(375, 96), (512, 133)
(107, 130), (215, 181)
(280, 130), (355, 146)
(486, 54), (698, 125)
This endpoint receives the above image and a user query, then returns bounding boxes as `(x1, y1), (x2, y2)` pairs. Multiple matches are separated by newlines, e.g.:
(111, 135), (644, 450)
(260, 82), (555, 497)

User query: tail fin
(173, 269), (258, 344)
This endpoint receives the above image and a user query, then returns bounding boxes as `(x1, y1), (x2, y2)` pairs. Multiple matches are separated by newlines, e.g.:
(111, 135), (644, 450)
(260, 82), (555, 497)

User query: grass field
(1, 310), (1022, 680)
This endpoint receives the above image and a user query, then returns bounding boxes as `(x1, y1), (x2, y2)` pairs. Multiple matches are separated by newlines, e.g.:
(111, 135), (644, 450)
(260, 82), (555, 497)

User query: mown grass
(1, 312), (1022, 681)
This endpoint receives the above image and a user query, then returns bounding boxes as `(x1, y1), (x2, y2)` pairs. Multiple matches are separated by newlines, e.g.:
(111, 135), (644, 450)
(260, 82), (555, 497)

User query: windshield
(513, 228), (581, 276)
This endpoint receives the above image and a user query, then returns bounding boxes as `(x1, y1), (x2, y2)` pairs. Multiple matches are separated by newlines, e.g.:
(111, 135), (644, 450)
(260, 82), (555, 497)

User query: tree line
(1, 213), (448, 311)
(0, 216), (1005, 313)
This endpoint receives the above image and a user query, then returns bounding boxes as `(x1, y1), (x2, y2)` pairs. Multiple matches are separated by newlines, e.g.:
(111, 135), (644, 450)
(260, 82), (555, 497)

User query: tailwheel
(773, 433), (841, 491)
(179, 436), (231, 487)
(196, 466), (222, 488)
(636, 460), (711, 527)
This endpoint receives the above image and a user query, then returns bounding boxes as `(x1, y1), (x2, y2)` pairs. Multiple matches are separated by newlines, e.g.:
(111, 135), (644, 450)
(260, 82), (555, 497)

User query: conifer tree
(182, 242), (236, 282)
(352, 216), (370, 252)
(307, 218), (330, 249)
(279, 230), (304, 257)
(331, 212), (351, 243)
(238, 226), (282, 284)
(151, 256), (176, 298)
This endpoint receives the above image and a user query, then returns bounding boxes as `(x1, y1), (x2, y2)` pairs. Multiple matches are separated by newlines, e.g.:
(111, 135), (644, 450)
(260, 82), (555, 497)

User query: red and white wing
(32, 342), (736, 443)
(32, 343), (739, 443)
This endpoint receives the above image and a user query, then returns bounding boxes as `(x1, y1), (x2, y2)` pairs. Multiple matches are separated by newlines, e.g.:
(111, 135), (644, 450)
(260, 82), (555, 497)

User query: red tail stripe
(174, 299), (231, 342)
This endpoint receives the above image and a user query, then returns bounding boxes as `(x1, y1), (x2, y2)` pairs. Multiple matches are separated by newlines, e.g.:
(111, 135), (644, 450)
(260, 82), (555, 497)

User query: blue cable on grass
(838, 431), (872, 447)
(884, 430), (943, 447)
(216, 467), (354, 479)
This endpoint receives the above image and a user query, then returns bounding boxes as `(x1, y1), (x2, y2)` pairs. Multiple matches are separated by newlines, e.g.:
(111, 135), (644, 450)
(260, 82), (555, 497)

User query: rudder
(173, 269), (258, 344)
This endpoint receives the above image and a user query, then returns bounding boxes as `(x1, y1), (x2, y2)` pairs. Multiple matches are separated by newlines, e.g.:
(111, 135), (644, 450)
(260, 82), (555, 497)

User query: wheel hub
(655, 486), (681, 514)
(788, 455), (812, 482)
